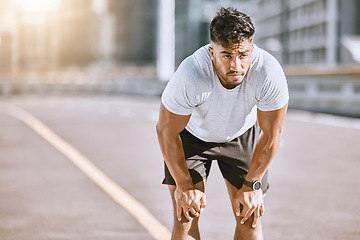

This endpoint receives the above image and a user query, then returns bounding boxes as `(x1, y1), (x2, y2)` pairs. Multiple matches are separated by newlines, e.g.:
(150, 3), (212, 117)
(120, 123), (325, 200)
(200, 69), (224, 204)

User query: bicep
(157, 103), (191, 136)
(257, 103), (288, 136)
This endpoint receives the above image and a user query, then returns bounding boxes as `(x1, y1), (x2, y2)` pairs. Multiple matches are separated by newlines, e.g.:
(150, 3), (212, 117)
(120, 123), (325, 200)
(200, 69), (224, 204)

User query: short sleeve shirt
(161, 44), (289, 143)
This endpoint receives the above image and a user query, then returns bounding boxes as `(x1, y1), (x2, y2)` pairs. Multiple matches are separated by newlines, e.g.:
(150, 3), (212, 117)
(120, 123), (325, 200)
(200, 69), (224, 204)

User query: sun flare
(13, 0), (60, 12)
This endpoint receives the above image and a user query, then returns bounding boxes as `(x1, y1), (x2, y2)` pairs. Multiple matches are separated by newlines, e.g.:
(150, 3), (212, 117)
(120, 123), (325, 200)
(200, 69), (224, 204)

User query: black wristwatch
(243, 179), (262, 191)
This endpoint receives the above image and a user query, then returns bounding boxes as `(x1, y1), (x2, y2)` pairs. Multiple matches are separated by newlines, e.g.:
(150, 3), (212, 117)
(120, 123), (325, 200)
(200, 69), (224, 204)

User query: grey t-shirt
(161, 44), (289, 143)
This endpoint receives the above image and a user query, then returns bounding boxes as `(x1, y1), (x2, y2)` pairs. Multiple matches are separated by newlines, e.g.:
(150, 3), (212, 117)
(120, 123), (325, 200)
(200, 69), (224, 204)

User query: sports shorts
(162, 122), (269, 193)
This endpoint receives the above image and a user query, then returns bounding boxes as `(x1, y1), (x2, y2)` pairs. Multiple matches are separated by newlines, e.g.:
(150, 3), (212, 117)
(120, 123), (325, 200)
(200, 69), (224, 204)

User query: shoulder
(192, 44), (214, 72)
(251, 45), (285, 79)
(161, 45), (215, 114)
(171, 44), (215, 89)
(250, 46), (289, 111)
(178, 44), (213, 77)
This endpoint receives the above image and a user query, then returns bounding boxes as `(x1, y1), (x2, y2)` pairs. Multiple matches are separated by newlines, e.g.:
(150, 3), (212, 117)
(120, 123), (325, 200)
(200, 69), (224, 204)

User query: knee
(234, 216), (264, 239)
(174, 213), (200, 226)
(234, 214), (256, 231)
(235, 215), (255, 227)
(171, 215), (201, 240)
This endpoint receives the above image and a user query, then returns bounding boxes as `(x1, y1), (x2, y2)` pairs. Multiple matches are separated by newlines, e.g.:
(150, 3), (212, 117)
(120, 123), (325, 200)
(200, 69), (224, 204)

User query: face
(208, 39), (254, 89)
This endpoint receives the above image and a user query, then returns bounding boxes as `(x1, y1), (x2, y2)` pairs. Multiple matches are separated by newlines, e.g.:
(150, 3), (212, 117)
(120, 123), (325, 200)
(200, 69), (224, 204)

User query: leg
(224, 179), (264, 240)
(168, 180), (206, 240)
(162, 129), (215, 239)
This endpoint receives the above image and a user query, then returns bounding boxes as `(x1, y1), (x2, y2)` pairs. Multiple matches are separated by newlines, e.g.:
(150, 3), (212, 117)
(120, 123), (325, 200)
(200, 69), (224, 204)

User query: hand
(174, 186), (207, 221)
(233, 186), (264, 228)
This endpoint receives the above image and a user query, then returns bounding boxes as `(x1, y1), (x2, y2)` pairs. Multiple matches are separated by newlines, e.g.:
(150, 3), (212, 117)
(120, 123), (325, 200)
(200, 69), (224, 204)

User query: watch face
(253, 181), (262, 190)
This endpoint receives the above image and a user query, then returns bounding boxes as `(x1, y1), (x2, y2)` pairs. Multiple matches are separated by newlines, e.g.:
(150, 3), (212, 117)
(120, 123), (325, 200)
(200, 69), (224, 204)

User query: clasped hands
(174, 186), (207, 221)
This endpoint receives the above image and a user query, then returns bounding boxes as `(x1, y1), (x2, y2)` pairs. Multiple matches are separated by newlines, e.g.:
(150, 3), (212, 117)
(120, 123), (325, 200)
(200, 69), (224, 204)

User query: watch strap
(243, 179), (262, 190)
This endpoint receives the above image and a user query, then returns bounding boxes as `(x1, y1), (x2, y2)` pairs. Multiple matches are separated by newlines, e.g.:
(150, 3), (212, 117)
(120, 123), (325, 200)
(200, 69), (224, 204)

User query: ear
(208, 46), (215, 61)
(249, 39), (255, 52)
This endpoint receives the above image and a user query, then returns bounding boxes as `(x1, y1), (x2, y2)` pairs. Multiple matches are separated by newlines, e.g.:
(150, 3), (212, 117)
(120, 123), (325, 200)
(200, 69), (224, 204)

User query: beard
(213, 60), (246, 89)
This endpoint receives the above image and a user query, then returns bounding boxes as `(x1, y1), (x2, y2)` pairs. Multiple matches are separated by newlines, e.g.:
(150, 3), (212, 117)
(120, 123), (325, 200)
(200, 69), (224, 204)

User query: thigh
(217, 123), (269, 193)
(162, 129), (217, 186)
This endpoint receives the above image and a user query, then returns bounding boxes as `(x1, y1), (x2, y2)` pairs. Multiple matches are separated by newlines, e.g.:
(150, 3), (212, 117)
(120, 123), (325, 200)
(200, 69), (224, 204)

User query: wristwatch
(243, 179), (262, 191)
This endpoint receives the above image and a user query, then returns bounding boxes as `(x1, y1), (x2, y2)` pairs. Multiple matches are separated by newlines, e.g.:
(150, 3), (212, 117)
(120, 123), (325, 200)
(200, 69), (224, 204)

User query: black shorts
(162, 123), (269, 193)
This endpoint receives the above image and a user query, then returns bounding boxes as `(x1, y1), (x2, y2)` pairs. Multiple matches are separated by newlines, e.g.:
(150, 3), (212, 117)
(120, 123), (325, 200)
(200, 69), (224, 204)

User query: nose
(230, 57), (242, 71)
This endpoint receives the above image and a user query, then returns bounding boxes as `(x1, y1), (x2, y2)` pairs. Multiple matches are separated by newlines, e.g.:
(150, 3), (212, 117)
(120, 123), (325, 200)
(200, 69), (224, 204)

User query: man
(156, 7), (288, 240)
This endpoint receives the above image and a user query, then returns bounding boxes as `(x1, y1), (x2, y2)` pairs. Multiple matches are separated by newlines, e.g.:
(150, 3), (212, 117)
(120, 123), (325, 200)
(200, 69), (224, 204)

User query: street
(0, 95), (359, 240)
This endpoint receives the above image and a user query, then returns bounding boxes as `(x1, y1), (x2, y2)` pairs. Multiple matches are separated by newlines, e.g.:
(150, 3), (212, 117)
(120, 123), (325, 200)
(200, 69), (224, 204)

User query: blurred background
(0, 1), (359, 239)
(0, 0), (359, 117)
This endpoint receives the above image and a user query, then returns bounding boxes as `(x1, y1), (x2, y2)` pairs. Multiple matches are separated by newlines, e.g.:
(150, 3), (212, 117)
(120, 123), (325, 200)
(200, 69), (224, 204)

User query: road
(0, 95), (359, 240)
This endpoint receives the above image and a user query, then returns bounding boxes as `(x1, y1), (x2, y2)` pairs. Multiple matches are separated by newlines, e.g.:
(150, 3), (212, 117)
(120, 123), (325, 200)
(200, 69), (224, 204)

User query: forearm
(245, 132), (282, 182)
(157, 129), (193, 188)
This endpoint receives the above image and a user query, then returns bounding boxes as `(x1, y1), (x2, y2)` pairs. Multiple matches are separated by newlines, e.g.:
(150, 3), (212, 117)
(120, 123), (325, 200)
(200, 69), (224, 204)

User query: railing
(285, 65), (360, 117)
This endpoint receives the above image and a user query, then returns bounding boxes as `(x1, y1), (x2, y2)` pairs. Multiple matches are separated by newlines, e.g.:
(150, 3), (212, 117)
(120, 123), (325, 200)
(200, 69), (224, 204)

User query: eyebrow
(220, 50), (250, 55)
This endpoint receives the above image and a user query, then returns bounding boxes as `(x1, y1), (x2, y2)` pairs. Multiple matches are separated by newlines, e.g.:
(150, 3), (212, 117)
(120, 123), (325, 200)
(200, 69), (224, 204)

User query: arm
(247, 103), (288, 182)
(234, 103), (288, 227)
(156, 103), (207, 221)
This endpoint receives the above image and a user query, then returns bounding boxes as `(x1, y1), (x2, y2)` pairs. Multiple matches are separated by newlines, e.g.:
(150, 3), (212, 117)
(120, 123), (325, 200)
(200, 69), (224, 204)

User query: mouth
(227, 72), (245, 78)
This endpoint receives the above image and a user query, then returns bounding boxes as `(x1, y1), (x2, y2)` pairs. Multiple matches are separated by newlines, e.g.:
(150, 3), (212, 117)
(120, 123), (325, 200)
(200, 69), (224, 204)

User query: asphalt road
(0, 95), (359, 240)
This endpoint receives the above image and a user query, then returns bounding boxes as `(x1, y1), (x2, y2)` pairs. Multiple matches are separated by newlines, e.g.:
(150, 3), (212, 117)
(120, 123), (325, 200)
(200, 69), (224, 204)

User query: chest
(195, 85), (257, 120)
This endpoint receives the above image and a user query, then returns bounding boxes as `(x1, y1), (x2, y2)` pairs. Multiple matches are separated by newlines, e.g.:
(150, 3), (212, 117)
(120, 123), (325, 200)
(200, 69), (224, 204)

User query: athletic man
(156, 7), (289, 240)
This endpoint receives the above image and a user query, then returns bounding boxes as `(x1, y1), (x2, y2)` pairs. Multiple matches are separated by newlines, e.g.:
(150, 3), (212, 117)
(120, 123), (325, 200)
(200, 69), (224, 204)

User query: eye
(223, 55), (231, 59)
(240, 54), (248, 59)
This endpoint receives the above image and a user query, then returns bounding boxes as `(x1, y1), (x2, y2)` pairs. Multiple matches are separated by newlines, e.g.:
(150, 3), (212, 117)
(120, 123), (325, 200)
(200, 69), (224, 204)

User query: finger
(189, 208), (200, 218)
(183, 209), (193, 221)
(252, 208), (260, 228)
(193, 202), (201, 213)
(191, 192), (201, 212)
(240, 206), (255, 224)
(239, 203), (249, 218)
(193, 192), (203, 211)
(176, 204), (182, 221)
(233, 199), (241, 217)
(200, 194), (207, 210)
(183, 192), (191, 205)
(259, 203), (265, 217)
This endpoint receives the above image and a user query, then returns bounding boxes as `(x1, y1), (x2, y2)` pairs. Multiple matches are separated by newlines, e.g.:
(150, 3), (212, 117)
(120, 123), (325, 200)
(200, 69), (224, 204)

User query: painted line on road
(0, 103), (171, 240)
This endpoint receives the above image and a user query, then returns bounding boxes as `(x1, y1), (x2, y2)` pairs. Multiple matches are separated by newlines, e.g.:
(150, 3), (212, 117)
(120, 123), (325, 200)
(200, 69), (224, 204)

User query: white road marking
(0, 103), (171, 240)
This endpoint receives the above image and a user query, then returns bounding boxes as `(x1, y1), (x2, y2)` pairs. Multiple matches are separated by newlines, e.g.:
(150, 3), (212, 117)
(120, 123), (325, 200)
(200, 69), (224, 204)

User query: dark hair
(210, 7), (255, 47)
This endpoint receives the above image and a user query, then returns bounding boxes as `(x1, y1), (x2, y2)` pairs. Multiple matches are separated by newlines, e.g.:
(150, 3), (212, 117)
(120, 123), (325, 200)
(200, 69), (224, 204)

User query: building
(0, 0), (260, 71)
(0, 0), (60, 71)
(58, 0), (97, 67)
(108, 0), (157, 65)
(254, 0), (360, 66)
(18, 11), (60, 69)
(0, 0), (15, 71)
(0, 0), (158, 71)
